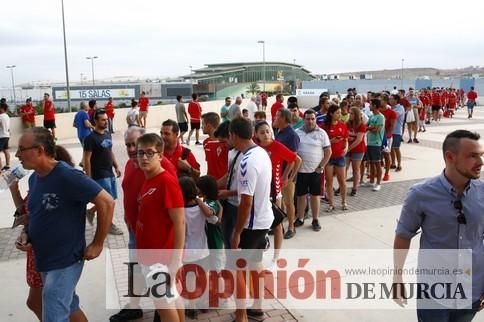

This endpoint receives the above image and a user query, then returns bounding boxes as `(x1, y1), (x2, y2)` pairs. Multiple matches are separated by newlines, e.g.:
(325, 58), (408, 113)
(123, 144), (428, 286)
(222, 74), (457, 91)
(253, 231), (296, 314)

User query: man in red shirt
(431, 88), (442, 122)
(109, 126), (176, 322)
(104, 97), (115, 133)
(201, 112), (228, 180)
(161, 119), (200, 178)
(261, 92), (268, 111)
(270, 93), (285, 126)
(467, 86), (478, 119)
(19, 97), (36, 128)
(187, 93), (202, 145)
(398, 90), (411, 141)
(138, 91), (149, 128)
(380, 94), (397, 181)
(447, 89), (457, 117)
(42, 93), (56, 139)
(135, 133), (185, 322)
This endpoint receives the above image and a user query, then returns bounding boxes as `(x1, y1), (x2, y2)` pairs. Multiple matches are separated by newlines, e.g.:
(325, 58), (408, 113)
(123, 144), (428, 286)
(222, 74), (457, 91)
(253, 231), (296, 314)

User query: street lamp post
(401, 58), (404, 89)
(61, 0), (72, 112)
(5, 65), (16, 106)
(257, 40), (266, 92)
(86, 56), (98, 86)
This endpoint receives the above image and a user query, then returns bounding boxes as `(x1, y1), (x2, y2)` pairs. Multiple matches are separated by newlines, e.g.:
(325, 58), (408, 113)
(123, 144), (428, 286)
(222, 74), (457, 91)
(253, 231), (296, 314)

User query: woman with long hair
(323, 105), (349, 211)
(345, 106), (367, 196)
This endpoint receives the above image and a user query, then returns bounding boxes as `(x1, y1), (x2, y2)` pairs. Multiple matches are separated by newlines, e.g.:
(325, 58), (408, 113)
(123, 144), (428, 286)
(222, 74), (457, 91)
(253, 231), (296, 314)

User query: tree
(246, 82), (261, 96)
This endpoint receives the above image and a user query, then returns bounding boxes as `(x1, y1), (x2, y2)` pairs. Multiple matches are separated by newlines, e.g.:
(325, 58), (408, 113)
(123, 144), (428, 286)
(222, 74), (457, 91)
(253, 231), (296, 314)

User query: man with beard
(83, 110), (123, 235)
(393, 130), (484, 321)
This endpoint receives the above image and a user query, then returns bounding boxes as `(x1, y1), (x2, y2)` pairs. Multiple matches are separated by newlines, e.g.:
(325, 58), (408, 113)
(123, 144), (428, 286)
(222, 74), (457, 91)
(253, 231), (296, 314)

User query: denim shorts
(392, 134), (402, 149)
(41, 260), (84, 322)
(366, 146), (382, 162)
(95, 176), (118, 200)
(346, 152), (364, 161)
(327, 156), (346, 167)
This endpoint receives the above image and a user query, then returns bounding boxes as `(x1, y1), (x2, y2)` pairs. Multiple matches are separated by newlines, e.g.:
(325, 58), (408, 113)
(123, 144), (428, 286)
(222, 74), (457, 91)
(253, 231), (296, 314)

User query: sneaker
(153, 311), (160, 322)
(407, 139), (412, 143)
(284, 229), (296, 239)
(413, 138), (419, 143)
(247, 308), (265, 319)
(362, 182), (374, 187)
(195, 141), (202, 145)
(372, 184), (381, 192)
(350, 189), (357, 196)
(342, 203), (348, 211)
(326, 205), (335, 212)
(1, 166), (10, 171)
(383, 174), (390, 181)
(109, 223), (124, 235)
(294, 218), (304, 228)
(109, 308), (143, 322)
(86, 210), (95, 226)
(312, 219), (322, 232)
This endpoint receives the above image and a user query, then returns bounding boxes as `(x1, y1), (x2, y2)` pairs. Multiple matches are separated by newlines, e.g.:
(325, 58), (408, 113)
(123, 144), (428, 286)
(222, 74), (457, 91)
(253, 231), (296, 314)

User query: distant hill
(334, 66), (483, 80)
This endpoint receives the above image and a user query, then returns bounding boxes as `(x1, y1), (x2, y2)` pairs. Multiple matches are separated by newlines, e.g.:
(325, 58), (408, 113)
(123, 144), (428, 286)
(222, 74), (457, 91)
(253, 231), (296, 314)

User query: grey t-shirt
(175, 102), (187, 123)
(228, 104), (241, 120)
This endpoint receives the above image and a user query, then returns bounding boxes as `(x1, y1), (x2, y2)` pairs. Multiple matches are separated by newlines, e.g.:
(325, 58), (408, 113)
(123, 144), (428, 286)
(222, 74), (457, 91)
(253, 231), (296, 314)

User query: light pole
(401, 58), (404, 89)
(5, 65), (16, 105)
(257, 40), (266, 92)
(86, 56), (98, 86)
(61, 0), (71, 111)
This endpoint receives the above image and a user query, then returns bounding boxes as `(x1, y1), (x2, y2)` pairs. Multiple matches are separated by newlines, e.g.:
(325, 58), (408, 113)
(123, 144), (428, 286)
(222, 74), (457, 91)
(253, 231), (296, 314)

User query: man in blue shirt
(73, 101), (94, 146)
(15, 127), (114, 322)
(394, 130), (484, 321)
(274, 108), (301, 239)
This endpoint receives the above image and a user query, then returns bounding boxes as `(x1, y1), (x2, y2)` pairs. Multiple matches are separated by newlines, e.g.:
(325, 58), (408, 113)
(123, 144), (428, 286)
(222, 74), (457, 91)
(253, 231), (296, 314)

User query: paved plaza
(1, 107), (483, 321)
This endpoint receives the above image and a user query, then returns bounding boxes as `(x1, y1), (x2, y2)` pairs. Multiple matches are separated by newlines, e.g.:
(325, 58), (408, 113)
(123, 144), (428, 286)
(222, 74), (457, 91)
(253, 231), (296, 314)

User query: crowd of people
(1, 85), (482, 322)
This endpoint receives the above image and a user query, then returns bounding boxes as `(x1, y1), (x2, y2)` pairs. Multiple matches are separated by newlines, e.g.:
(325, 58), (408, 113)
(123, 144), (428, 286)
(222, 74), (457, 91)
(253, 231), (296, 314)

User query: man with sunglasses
(393, 130), (484, 321)
(83, 109), (123, 235)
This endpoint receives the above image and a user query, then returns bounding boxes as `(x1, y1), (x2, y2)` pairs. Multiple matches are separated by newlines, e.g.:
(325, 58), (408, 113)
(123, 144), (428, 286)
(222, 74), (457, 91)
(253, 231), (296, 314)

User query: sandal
(395, 166), (402, 172)
(326, 205), (335, 212)
(390, 165), (397, 169)
(342, 203), (348, 211)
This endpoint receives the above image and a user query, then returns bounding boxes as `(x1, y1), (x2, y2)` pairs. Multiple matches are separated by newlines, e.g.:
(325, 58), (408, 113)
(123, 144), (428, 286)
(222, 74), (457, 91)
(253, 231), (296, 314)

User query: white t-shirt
(246, 101), (257, 120)
(237, 145), (273, 230)
(0, 113), (10, 138)
(227, 149), (242, 206)
(296, 127), (331, 173)
(126, 108), (139, 125)
(183, 204), (218, 262)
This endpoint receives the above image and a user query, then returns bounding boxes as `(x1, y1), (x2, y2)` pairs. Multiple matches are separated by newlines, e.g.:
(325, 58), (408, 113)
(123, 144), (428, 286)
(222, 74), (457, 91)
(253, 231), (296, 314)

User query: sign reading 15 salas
(55, 88), (136, 99)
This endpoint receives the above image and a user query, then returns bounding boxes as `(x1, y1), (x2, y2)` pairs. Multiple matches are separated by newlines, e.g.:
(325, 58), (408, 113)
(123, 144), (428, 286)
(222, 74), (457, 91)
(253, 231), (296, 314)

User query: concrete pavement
(1, 106), (483, 321)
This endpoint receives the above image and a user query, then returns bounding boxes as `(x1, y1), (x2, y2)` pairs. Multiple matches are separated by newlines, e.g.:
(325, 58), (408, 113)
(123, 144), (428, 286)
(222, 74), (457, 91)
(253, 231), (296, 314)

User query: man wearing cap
(19, 98), (36, 129)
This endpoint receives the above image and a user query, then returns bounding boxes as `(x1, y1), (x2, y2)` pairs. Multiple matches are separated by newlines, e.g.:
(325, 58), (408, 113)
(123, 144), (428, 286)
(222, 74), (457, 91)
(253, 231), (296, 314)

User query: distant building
(181, 62), (314, 98)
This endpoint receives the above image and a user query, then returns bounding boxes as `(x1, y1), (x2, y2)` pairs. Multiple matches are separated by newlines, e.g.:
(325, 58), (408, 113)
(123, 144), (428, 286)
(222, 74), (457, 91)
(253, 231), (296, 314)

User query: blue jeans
(41, 260), (84, 322)
(417, 300), (479, 322)
(95, 176), (118, 200)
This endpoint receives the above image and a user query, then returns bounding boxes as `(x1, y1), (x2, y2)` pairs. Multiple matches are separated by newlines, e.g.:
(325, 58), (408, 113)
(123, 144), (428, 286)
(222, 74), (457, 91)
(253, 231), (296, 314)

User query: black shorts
(43, 120), (56, 129)
(239, 229), (269, 262)
(190, 122), (200, 130)
(296, 172), (321, 196)
(0, 137), (9, 151)
(178, 122), (188, 132)
(431, 105), (441, 112)
(367, 145), (382, 162)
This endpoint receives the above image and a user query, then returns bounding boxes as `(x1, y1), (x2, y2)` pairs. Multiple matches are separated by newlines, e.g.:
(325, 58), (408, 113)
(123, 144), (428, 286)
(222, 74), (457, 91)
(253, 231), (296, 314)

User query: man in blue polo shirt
(16, 127), (114, 322)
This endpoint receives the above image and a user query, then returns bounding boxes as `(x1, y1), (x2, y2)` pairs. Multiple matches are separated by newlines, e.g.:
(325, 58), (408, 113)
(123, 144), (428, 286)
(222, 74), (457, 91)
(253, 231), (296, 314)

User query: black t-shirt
(83, 130), (114, 180)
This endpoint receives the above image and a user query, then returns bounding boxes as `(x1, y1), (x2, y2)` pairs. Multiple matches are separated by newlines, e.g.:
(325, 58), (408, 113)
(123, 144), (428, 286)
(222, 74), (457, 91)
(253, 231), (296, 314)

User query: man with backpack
(161, 119), (200, 178)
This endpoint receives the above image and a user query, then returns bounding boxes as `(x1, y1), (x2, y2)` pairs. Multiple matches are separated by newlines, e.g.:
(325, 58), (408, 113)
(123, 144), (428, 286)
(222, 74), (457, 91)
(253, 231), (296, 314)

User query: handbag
(406, 109), (415, 123)
(270, 180), (286, 229)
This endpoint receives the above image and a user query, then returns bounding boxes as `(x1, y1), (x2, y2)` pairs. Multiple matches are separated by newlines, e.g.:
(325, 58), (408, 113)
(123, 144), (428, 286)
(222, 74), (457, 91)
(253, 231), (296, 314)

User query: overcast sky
(1, 0), (483, 86)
